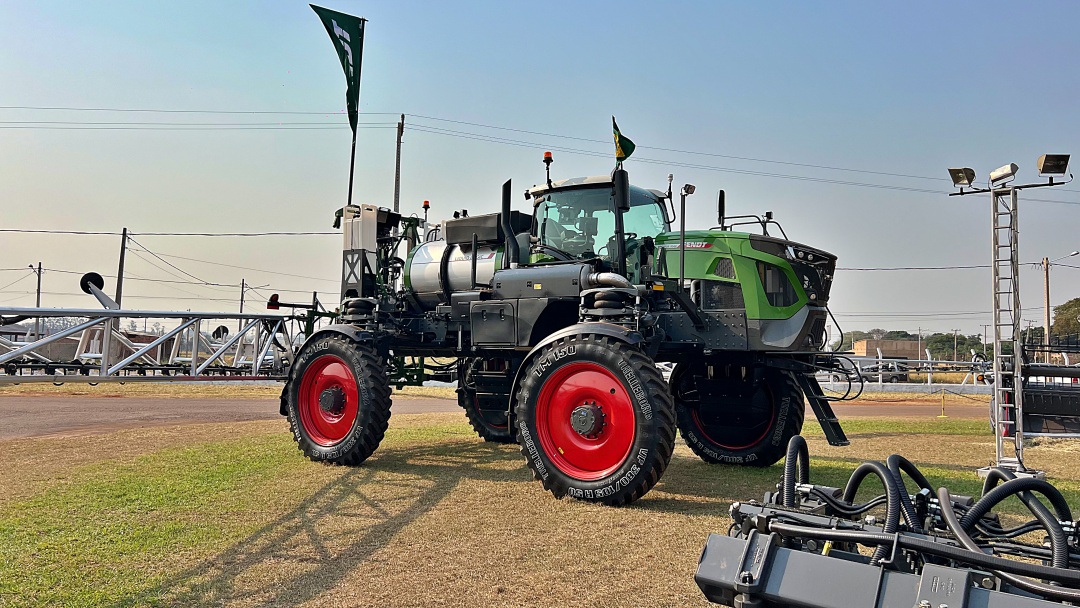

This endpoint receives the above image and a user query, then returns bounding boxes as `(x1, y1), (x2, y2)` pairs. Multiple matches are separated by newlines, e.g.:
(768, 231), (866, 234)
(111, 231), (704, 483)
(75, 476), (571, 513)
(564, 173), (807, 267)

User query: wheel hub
(570, 402), (605, 438)
(319, 386), (346, 416)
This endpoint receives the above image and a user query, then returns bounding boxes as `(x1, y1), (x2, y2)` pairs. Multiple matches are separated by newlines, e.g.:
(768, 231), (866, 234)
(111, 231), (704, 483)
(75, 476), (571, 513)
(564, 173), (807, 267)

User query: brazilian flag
(612, 116), (636, 164)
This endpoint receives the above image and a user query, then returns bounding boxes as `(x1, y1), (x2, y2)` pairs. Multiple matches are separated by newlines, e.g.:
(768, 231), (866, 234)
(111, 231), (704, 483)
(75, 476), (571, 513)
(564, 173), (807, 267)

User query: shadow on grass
(112, 440), (523, 608)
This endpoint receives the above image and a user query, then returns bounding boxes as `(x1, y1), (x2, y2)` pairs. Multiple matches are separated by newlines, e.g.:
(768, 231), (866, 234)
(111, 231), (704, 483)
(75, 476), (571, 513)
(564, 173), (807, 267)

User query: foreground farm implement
(280, 156), (858, 505)
(697, 436), (1080, 607)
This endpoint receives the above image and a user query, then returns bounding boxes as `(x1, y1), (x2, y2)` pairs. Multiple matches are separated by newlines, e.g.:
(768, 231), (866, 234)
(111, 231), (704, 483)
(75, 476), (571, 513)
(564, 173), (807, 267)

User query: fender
(280, 324), (376, 415)
(508, 322), (644, 416)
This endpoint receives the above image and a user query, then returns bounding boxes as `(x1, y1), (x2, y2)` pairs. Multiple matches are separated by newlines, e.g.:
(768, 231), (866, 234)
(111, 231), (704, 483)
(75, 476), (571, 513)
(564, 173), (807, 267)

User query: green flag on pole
(311, 4), (366, 133)
(612, 116), (635, 164)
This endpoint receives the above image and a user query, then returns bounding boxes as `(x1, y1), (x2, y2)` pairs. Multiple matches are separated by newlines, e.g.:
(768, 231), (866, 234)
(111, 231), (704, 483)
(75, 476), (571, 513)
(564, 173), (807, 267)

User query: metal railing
(0, 306), (300, 383)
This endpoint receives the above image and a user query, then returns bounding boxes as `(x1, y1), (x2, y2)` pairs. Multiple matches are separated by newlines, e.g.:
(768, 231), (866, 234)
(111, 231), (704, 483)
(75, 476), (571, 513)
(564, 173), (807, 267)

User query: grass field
(2, 412), (1078, 607)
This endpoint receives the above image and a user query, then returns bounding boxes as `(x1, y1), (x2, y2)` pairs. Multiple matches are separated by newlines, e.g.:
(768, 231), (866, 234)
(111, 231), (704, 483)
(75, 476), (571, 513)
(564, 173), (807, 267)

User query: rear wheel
(671, 362), (804, 466)
(458, 357), (516, 444)
(284, 335), (391, 465)
(515, 335), (675, 506)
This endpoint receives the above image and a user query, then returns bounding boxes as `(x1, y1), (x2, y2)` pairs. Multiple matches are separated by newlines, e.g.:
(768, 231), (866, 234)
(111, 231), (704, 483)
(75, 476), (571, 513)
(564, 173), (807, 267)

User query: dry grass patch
(2, 413), (1079, 608)
(0, 382), (455, 400)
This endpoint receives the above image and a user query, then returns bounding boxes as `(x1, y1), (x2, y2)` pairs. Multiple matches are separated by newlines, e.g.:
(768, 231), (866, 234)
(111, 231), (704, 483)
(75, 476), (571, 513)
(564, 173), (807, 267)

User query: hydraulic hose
(937, 487), (1080, 602)
(767, 519), (1080, 593)
(886, 454), (930, 534)
(980, 467), (1073, 523)
(781, 435), (810, 508)
(960, 476), (1072, 535)
(841, 461), (902, 565)
(809, 489), (887, 516)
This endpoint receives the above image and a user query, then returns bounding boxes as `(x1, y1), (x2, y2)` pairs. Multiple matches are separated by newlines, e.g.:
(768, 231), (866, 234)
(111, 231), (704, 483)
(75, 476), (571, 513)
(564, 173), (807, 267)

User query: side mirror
(717, 190), (726, 226)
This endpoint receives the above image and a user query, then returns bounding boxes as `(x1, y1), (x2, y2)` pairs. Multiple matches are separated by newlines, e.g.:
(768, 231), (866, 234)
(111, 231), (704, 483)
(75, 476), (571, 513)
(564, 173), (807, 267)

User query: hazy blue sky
(2, 1), (1079, 341)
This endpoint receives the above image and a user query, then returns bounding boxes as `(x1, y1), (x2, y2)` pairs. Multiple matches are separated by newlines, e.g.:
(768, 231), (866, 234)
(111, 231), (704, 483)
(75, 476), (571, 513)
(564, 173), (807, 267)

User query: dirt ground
(0, 391), (987, 440)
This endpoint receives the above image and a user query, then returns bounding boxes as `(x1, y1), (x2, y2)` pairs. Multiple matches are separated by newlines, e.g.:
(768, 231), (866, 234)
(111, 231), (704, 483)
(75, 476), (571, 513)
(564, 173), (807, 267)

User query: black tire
(284, 334), (391, 465)
(671, 362), (804, 467)
(514, 334), (676, 506)
(458, 357), (516, 444)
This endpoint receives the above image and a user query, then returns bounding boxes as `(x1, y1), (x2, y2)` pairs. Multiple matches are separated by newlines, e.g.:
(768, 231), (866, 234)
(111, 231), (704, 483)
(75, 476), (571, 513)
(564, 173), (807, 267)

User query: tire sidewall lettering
(520, 338), (661, 499)
(289, 338), (371, 458)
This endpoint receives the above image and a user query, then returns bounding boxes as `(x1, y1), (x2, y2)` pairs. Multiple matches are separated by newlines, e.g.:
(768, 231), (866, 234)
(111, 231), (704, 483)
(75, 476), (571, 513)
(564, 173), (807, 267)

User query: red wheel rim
(298, 354), (359, 447)
(535, 361), (636, 481)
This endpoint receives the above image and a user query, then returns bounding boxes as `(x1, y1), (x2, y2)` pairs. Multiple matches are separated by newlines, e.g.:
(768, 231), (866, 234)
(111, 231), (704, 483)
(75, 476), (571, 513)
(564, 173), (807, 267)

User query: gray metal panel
(470, 301), (517, 347)
(659, 311), (748, 351)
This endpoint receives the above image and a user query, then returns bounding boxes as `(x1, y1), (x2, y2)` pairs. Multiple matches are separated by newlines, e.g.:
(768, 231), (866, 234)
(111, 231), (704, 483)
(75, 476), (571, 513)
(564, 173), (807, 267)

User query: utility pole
(980, 324), (991, 356)
(953, 328), (961, 363)
(28, 262), (42, 338)
(115, 227), (128, 308)
(393, 114), (404, 233)
(1043, 256), (1051, 363)
(917, 327), (922, 363)
(239, 279), (246, 332)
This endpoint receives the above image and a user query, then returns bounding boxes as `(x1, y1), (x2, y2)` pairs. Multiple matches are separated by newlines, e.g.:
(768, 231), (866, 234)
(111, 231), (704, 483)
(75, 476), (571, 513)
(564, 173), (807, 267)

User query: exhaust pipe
(501, 179), (519, 269)
(587, 272), (633, 289)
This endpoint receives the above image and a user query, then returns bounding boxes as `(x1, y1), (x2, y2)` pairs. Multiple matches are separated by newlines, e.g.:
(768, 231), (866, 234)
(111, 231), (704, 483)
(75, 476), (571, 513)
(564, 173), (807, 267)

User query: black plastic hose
(937, 487), (1080, 601)
(979, 468), (1073, 523)
(886, 454), (929, 534)
(960, 476), (1072, 534)
(781, 435), (810, 508)
(841, 461), (902, 565)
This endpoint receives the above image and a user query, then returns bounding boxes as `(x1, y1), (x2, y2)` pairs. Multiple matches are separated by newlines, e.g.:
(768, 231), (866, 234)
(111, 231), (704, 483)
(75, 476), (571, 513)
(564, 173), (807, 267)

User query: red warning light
(422, 200), (430, 210)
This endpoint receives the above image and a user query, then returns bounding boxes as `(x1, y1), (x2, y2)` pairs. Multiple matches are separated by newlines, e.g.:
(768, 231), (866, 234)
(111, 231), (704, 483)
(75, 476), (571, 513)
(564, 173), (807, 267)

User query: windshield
(535, 186), (668, 261)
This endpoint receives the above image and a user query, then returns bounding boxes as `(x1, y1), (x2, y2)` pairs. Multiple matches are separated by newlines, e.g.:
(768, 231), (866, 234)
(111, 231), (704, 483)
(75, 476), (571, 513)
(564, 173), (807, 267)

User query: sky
(2, 1), (1079, 341)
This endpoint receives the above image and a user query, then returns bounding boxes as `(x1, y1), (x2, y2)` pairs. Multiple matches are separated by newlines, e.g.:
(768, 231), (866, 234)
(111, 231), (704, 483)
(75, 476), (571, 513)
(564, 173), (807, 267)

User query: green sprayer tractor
(280, 156), (852, 506)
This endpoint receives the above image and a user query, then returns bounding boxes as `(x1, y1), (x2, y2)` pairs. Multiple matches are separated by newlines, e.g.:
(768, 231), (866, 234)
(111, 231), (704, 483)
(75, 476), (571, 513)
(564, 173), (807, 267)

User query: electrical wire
(5, 104), (1078, 200)
(0, 273), (34, 292)
(0, 229), (337, 237)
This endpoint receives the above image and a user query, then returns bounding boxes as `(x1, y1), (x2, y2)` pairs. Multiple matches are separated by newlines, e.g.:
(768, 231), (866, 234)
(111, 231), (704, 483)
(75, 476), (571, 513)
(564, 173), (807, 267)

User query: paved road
(0, 395), (986, 440)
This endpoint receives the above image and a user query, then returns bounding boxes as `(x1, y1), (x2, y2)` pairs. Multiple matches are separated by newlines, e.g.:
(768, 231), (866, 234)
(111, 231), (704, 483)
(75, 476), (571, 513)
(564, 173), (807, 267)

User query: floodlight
(989, 163), (1019, 184)
(948, 167), (976, 187)
(682, 184), (696, 195)
(1037, 154), (1070, 176)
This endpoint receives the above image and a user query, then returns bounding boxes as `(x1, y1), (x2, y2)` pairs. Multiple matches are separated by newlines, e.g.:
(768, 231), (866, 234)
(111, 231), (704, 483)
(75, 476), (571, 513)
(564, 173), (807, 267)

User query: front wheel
(514, 335), (675, 506)
(671, 363), (804, 466)
(284, 335), (391, 465)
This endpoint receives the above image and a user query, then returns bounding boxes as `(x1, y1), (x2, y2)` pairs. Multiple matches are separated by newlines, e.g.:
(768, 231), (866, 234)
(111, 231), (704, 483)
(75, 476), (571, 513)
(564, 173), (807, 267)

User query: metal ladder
(990, 187), (1026, 471)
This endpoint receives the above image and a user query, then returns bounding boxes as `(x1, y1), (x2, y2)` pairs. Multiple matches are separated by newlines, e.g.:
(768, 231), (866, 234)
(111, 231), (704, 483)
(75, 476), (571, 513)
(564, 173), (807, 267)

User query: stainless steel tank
(405, 241), (502, 310)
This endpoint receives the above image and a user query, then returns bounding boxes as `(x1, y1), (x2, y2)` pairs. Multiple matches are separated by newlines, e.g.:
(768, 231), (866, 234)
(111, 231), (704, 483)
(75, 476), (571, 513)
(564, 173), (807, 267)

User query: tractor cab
(526, 176), (671, 283)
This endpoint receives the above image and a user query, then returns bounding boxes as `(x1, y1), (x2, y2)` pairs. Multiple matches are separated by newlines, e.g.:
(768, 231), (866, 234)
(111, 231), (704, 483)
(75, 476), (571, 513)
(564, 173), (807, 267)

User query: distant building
(853, 339), (920, 360)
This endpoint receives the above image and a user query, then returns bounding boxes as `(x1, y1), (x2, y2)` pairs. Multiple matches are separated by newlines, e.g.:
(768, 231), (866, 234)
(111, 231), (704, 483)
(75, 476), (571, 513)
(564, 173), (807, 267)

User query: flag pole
(347, 121), (357, 206)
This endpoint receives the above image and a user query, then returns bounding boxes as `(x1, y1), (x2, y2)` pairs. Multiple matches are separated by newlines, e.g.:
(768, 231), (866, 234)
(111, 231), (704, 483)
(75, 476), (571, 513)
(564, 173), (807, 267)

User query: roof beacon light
(543, 151), (554, 188)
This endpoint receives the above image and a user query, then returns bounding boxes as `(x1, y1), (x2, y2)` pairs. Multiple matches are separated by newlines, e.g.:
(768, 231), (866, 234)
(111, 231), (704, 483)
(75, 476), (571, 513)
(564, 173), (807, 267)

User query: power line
(0, 125), (392, 131)
(5, 104), (1078, 198)
(0, 272), (34, 292)
(407, 124), (1080, 204)
(123, 250), (339, 284)
(410, 115), (953, 184)
(0, 229), (337, 237)
(0, 105), (399, 116)
(0, 120), (392, 126)
(126, 236), (213, 286)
